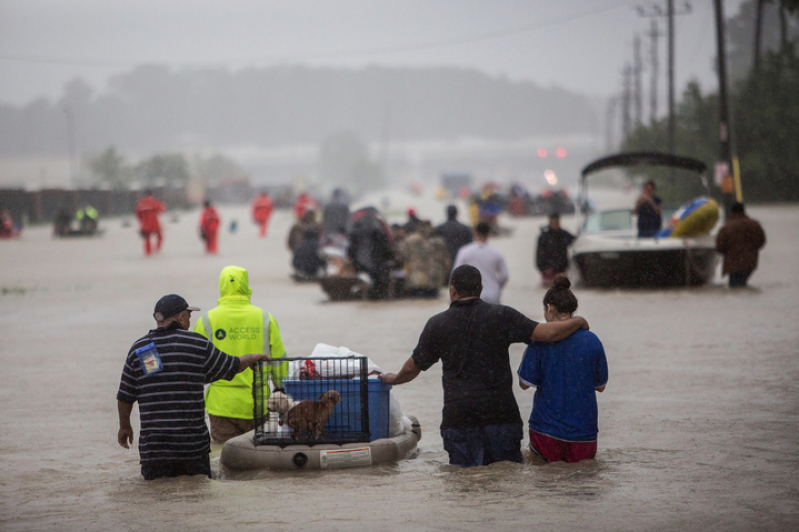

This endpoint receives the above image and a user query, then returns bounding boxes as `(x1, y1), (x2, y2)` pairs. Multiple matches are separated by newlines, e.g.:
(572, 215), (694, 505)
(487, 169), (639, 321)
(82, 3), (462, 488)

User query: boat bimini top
(581, 152), (707, 179)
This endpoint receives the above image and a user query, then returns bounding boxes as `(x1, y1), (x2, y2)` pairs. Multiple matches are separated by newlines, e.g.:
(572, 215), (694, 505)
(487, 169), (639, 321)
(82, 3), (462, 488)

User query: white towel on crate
(287, 343), (383, 379)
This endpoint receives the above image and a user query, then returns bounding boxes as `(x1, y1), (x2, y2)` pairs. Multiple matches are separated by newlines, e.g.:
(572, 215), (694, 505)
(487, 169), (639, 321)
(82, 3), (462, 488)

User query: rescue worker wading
(194, 265), (288, 442)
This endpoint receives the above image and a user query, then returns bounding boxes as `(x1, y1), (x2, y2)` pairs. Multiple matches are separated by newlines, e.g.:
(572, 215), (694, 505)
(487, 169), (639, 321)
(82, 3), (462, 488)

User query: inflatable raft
(658, 197), (720, 238)
(220, 415), (422, 471)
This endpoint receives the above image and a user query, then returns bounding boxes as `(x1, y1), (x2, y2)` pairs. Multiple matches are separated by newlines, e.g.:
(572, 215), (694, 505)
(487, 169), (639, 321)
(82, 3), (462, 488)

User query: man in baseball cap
(152, 294), (201, 322)
(117, 293), (269, 480)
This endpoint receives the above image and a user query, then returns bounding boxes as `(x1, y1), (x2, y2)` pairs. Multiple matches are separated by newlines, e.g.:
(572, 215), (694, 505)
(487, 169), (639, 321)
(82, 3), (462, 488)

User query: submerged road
(0, 199), (797, 531)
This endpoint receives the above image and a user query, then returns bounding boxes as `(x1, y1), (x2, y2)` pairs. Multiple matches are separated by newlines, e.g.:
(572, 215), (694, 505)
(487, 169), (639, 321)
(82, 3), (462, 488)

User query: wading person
(517, 276), (608, 463)
(193, 266), (288, 442)
(117, 294), (269, 480)
(397, 220), (451, 298)
(135, 190), (166, 255)
(199, 200), (221, 254)
(452, 222), (508, 304)
(292, 228), (325, 278)
(536, 213), (575, 287)
(435, 204), (473, 263)
(716, 202), (767, 288)
(379, 265), (589, 467)
(252, 191), (274, 238)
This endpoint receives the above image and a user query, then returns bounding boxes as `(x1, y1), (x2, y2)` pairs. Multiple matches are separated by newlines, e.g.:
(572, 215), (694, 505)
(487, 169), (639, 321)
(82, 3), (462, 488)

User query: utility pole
(753, 0), (764, 72)
(63, 105), (77, 183)
(380, 103), (391, 187)
(622, 64), (633, 138)
(646, 19), (662, 123)
(634, 33), (643, 127)
(714, 0), (735, 217)
(606, 96), (619, 152)
(637, 2), (692, 154)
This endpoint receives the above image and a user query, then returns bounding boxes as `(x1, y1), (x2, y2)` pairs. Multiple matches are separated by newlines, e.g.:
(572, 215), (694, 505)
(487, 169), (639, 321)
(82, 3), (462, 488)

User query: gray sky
(0, 0), (745, 107)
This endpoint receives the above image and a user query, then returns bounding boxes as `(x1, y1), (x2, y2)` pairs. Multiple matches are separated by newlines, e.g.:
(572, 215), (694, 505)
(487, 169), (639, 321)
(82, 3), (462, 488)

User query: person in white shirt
(452, 222), (509, 304)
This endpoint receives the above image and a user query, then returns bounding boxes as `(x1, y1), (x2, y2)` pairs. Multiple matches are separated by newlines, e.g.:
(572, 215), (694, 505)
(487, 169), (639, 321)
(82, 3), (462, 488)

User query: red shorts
(529, 430), (597, 463)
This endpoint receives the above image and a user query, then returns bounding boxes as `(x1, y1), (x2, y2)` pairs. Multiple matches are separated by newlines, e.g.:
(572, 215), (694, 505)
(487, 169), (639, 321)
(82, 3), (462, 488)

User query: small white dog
(267, 390), (298, 419)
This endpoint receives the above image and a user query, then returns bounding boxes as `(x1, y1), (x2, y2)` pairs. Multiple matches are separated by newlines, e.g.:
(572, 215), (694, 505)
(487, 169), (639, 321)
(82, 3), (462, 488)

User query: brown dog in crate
(286, 390), (343, 441)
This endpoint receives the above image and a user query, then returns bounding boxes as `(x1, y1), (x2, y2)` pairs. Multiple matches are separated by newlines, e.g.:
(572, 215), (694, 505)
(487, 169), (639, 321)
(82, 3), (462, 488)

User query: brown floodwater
(1, 201), (797, 531)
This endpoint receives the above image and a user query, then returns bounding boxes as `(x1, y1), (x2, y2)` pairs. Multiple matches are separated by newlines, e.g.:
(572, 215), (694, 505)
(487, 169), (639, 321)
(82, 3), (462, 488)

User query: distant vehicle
(441, 173), (471, 198)
(507, 188), (575, 217)
(570, 152), (718, 288)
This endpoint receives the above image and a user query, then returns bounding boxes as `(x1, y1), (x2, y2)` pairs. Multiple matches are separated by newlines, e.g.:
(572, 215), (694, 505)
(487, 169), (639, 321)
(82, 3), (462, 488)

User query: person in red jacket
(135, 191), (166, 256)
(199, 200), (221, 254)
(251, 192), (274, 237)
(293, 192), (318, 220)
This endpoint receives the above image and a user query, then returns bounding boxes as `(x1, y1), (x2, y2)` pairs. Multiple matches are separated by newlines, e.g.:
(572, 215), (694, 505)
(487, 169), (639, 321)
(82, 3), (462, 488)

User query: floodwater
(1, 198), (798, 531)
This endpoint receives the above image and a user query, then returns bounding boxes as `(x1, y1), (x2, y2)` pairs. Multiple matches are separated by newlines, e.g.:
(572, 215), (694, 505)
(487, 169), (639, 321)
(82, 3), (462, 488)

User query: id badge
(135, 342), (163, 376)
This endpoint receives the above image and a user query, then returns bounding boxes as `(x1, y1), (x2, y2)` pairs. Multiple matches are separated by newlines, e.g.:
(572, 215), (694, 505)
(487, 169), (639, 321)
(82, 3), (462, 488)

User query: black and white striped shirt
(117, 322), (240, 463)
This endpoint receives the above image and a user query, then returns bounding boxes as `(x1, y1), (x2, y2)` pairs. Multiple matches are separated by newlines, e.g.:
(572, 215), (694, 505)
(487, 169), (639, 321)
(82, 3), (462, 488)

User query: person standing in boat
(716, 202), (767, 288)
(634, 180), (662, 238)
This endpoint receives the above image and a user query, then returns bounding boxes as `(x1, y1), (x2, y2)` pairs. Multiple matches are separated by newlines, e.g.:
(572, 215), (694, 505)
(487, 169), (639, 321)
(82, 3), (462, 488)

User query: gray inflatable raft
(220, 416), (422, 471)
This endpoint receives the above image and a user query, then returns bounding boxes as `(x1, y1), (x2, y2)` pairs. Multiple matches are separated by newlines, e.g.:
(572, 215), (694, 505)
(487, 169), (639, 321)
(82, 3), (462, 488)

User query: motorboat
(570, 152), (719, 288)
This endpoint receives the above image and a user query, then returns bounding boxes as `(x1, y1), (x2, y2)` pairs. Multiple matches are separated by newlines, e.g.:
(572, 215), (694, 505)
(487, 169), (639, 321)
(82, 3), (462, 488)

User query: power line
(0, 1), (636, 69)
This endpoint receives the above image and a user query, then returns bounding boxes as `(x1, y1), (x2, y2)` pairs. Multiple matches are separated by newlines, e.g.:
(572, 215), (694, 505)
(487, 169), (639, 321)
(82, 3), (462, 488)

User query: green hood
(218, 265), (253, 301)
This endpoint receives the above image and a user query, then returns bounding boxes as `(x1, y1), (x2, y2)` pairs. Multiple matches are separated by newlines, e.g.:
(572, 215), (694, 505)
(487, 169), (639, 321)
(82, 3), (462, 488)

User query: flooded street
(1, 201), (798, 531)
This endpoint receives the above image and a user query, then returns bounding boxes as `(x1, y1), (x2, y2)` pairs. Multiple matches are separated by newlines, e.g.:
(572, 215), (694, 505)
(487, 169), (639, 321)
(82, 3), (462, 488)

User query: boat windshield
(582, 166), (708, 211)
(581, 209), (632, 233)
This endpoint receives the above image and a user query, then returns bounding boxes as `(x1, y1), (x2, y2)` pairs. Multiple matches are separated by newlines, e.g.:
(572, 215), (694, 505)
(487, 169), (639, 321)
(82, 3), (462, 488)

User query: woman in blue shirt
(518, 275), (608, 462)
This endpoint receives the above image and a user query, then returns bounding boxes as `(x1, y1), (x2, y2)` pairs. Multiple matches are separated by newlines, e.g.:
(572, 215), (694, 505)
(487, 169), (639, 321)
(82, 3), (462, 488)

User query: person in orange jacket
(251, 192), (274, 237)
(135, 190), (166, 256)
(199, 200), (221, 254)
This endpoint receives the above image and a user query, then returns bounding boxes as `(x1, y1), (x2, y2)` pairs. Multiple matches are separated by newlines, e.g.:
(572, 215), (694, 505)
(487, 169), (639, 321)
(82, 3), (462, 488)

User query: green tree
(88, 146), (129, 189)
(735, 47), (799, 201)
(135, 153), (190, 188)
(317, 132), (383, 194)
(194, 154), (246, 186)
(622, 45), (799, 203)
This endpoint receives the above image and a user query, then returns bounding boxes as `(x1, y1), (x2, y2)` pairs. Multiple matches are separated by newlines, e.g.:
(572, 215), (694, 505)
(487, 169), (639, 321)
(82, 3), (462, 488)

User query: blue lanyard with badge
(135, 334), (163, 376)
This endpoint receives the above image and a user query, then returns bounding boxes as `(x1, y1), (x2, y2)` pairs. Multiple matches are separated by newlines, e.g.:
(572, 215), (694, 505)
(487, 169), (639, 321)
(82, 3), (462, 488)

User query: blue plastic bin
(283, 378), (392, 441)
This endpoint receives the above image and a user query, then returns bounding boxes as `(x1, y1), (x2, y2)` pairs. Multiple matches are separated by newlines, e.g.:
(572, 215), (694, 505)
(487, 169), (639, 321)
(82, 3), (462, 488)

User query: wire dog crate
(253, 356), (371, 447)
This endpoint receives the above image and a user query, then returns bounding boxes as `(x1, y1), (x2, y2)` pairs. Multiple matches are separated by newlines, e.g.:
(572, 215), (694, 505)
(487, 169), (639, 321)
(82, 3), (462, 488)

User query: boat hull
(572, 241), (718, 288)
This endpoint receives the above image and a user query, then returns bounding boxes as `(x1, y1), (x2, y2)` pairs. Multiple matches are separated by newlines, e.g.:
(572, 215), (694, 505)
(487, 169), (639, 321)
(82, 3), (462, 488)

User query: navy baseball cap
(153, 294), (200, 321)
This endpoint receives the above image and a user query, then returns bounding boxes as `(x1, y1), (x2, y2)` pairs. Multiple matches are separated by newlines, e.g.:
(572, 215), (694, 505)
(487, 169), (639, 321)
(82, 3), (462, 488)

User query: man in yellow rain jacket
(194, 265), (288, 442)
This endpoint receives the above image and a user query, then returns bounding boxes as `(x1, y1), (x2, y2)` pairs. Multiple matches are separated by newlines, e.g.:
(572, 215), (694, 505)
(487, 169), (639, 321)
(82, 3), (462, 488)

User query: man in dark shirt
(435, 204), (473, 262)
(292, 228), (325, 278)
(379, 265), (589, 466)
(117, 294), (269, 480)
(536, 213), (575, 286)
(322, 188), (350, 238)
(634, 180), (662, 238)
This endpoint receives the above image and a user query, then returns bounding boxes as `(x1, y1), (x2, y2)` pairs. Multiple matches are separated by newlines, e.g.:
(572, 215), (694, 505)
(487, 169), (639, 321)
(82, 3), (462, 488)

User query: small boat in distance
(570, 152), (719, 288)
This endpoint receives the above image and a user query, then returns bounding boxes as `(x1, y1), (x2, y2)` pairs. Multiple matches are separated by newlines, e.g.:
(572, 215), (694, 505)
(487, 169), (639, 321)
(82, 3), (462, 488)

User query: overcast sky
(0, 0), (745, 107)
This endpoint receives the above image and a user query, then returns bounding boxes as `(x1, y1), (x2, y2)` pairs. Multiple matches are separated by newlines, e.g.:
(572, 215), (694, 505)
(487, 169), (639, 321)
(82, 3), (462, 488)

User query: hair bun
(551, 275), (571, 291)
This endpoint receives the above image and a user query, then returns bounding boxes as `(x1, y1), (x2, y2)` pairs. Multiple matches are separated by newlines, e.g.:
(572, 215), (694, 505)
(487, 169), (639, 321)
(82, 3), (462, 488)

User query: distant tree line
(623, 1), (799, 203)
(85, 147), (245, 191)
(0, 66), (596, 157)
